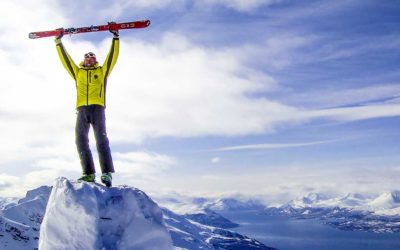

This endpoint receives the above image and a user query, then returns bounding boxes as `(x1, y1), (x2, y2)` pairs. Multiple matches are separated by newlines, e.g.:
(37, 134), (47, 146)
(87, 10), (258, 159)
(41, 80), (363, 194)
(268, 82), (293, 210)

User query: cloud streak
(212, 140), (334, 151)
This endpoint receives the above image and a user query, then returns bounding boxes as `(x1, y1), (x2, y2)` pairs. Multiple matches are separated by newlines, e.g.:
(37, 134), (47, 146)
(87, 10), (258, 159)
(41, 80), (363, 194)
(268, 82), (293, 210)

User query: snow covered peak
(369, 190), (400, 209)
(17, 186), (51, 205)
(208, 197), (265, 211)
(302, 193), (329, 204)
(39, 177), (173, 250)
(280, 190), (400, 216)
(287, 192), (330, 208)
(336, 193), (368, 207)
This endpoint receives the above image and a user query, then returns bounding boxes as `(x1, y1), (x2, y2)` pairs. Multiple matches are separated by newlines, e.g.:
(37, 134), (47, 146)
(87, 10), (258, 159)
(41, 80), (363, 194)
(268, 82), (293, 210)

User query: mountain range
(154, 190), (400, 234)
(264, 191), (400, 233)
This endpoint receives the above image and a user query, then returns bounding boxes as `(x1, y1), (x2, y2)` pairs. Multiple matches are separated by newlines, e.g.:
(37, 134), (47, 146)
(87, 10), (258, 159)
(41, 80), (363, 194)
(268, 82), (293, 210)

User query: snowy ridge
(266, 191), (400, 233)
(162, 208), (275, 250)
(155, 195), (266, 214)
(282, 191), (400, 215)
(39, 177), (173, 250)
(207, 198), (266, 212)
(0, 186), (50, 249)
(368, 191), (400, 215)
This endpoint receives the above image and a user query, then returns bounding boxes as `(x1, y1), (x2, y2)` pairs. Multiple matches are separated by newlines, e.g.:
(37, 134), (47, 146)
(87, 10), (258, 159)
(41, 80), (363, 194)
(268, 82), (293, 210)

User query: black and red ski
(29, 20), (150, 39)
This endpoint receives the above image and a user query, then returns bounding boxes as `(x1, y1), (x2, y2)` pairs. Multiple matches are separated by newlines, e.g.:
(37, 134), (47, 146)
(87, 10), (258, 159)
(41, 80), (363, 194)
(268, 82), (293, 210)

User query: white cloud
(0, 174), (20, 190)
(197, 0), (281, 11)
(211, 157), (221, 163)
(58, 0), (279, 16)
(286, 83), (400, 108)
(104, 32), (295, 142)
(139, 162), (400, 205)
(0, 169), (64, 197)
(114, 151), (176, 178)
(213, 140), (333, 151)
(301, 104), (400, 122)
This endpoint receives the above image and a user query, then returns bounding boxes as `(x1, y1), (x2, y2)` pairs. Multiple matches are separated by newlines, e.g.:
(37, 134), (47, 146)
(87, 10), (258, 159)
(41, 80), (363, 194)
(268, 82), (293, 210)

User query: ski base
(29, 20), (150, 39)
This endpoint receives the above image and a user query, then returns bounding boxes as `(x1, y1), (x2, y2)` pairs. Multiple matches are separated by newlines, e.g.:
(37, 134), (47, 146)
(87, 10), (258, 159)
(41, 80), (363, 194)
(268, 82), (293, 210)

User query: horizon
(0, 0), (399, 203)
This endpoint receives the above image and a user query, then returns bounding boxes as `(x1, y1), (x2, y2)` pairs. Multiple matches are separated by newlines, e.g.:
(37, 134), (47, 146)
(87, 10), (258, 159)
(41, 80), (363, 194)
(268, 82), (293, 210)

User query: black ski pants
(76, 105), (114, 175)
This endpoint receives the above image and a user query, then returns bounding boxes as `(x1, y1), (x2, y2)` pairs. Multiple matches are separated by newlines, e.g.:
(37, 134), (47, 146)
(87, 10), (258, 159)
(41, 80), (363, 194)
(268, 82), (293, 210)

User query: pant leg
(76, 107), (96, 174)
(92, 106), (115, 173)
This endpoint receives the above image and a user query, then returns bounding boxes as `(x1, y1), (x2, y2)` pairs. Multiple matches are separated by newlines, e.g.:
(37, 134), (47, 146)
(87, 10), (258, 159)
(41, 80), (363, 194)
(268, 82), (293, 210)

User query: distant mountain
(0, 178), (276, 250)
(265, 191), (400, 233)
(184, 208), (239, 229)
(163, 208), (275, 250)
(207, 198), (266, 212)
(287, 192), (331, 209)
(0, 186), (50, 250)
(154, 195), (266, 214)
(369, 191), (400, 210)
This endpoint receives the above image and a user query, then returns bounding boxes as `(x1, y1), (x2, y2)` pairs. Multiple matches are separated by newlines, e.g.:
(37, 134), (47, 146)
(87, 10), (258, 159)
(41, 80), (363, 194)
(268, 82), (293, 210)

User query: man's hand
(108, 22), (119, 38)
(55, 28), (64, 40)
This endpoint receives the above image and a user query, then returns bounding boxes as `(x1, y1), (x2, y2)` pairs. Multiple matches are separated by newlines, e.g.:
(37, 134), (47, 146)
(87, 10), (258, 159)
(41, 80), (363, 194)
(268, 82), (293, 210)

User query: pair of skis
(29, 20), (150, 39)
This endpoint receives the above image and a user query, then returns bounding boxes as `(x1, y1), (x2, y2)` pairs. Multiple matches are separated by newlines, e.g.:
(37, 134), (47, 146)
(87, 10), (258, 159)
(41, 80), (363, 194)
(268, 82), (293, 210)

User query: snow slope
(368, 191), (400, 216)
(0, 186), (50, 250)
(162, 208), (275, 250)
(39, 177), (173, 250)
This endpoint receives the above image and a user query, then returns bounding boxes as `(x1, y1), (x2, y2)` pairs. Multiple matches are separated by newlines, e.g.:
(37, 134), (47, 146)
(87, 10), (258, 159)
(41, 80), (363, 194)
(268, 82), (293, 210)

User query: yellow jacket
(56, 37), (119, 108)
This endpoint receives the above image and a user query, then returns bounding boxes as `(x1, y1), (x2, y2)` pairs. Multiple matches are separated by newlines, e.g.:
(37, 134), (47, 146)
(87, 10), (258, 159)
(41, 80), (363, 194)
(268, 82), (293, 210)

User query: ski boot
(101, 172), (112, 187)
(78, 173), (95, 183)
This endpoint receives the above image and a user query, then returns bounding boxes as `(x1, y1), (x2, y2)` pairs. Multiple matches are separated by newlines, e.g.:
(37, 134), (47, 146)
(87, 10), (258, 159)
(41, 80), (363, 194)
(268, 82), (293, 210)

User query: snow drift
(39, 177), (173, 250)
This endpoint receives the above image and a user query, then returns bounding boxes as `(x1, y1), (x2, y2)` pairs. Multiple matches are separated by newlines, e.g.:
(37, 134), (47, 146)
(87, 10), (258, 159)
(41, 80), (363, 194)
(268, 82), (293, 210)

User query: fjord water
(221, 211), (400, 250)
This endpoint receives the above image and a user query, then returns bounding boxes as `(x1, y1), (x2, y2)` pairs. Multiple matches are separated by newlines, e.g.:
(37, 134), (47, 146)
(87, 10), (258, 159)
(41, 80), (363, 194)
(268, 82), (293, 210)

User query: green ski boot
(101, 172), (112, 187)
(78, 173), (95, 182)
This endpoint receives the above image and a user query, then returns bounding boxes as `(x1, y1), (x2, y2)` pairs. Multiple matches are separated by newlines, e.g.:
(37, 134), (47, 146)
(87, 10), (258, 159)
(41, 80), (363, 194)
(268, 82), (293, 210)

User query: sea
(220, 211), (400, 250)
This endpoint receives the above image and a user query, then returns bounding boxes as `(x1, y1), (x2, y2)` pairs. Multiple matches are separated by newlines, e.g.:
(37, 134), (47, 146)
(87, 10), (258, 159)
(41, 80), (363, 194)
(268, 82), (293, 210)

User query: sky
(0, 0), (399, 203)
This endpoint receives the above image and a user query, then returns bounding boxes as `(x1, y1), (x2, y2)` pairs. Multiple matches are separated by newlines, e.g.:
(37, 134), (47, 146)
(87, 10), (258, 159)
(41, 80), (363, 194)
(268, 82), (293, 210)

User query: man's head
(84, 52), (97, 67)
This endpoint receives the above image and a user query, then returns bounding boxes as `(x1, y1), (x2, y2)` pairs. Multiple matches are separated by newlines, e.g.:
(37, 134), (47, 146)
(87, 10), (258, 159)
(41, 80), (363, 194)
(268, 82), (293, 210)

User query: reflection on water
(220, 211), (400, 250)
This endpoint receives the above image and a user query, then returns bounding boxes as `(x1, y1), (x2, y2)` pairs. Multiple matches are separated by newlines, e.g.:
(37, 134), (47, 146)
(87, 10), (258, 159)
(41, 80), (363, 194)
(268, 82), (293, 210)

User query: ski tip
(28, 33), (38, 39)
(145, 20), (151, 27)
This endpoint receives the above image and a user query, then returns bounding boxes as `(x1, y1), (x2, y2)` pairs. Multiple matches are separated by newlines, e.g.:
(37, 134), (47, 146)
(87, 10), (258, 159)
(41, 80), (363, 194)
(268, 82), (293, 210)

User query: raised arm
(55, 31), (79, 81)
(102, 24), (120, 77)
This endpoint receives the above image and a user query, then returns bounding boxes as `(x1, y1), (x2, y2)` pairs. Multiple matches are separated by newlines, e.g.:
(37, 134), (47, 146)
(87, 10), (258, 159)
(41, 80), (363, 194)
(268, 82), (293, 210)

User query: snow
(286, 191), (400, 213)
(369, 191), (400, 209)
(39, 177), (173, 250)
(0, 187), (48, 250)
(154, 195), (266, 215)
(0, 178), (275, 249)
(1, 186), (51, 227)
(0, 197), (19, 210)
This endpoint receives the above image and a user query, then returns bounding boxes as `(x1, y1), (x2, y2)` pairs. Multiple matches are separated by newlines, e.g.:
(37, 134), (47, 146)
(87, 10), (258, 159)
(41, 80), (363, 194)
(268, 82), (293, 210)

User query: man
(55, 25), (119, 187)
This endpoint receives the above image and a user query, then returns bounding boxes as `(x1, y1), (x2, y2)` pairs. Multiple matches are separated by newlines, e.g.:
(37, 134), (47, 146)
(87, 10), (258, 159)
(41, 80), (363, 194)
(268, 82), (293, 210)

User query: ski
(29, 20), (150, 39)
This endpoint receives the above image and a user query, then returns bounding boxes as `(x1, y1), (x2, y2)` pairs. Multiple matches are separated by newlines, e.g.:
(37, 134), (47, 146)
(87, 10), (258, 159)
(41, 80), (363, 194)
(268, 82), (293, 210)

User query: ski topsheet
(29, 20), (150, 39)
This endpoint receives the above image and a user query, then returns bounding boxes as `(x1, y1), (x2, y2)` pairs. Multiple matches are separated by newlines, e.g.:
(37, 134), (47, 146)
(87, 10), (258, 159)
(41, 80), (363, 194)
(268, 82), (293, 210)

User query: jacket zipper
(87, 70), (91, 105)
(100, 84), (103, 97)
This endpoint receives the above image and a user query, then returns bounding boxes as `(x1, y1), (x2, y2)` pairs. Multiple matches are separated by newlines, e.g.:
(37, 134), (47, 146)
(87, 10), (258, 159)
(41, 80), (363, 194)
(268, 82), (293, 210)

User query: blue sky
(0, 0), (399, 202)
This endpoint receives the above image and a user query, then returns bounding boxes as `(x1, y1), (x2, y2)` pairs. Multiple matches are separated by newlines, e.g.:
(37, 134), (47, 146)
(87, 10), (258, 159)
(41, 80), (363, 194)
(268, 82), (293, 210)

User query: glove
(55, 28), (64, 41)
(108, 22), (119, 37)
